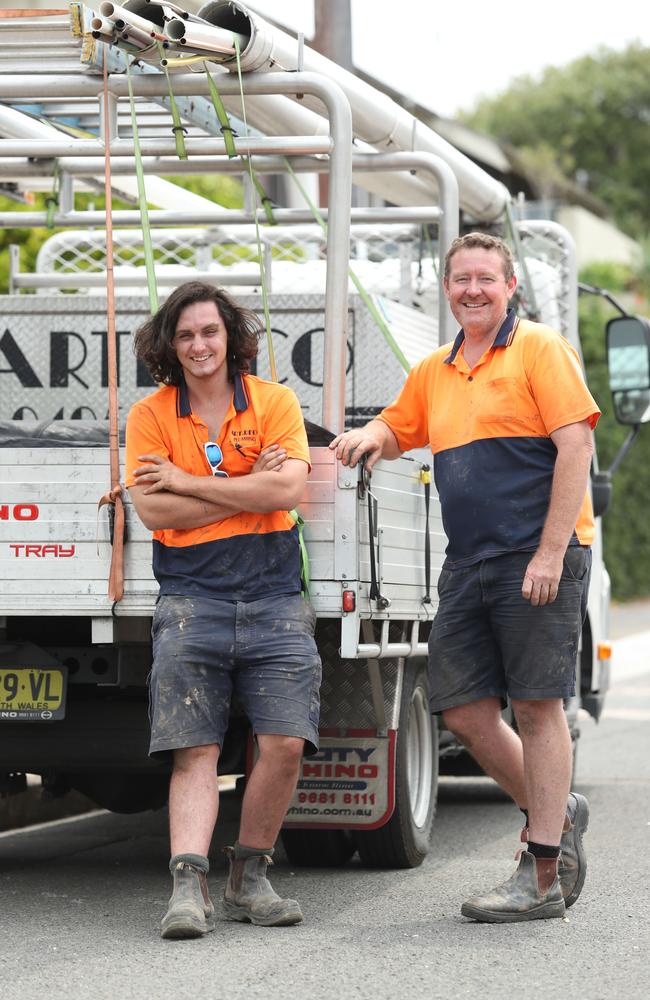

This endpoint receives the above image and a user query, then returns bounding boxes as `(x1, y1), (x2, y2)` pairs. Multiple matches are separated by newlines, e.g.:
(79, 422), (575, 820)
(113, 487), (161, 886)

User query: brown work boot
(223, 843), (303, 926)
(461, 852), (565, 923)
(559, 793), (589, 907)
(519, 794), (589, 908)
(160, 854), (216, 940)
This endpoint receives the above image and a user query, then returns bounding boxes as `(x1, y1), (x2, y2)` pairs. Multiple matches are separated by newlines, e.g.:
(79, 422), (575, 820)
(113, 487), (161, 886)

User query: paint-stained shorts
(428, 547), (591, 713)
(148, 593), (322, 758)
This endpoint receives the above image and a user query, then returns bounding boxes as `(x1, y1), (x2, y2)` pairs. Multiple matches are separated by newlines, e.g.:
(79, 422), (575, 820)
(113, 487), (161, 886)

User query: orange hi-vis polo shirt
(125, 372), (311, 601)
(378, 310), (601, 569)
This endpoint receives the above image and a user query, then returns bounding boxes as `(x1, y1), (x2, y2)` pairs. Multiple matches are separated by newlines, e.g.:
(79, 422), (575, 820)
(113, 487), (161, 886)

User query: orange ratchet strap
(98, 54), (125, 605)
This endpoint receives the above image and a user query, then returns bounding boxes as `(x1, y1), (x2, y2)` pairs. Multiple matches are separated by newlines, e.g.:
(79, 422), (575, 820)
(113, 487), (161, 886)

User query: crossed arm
(128, 444), (305, 532)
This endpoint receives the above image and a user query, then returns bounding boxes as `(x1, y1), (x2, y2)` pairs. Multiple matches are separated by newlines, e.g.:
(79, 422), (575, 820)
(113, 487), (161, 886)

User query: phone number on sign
(298, 792), (376, 805)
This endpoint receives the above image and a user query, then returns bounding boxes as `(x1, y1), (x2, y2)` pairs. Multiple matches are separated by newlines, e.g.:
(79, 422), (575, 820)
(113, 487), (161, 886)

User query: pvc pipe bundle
(92, 1), (241, 61)
(88, 0), (510, 220)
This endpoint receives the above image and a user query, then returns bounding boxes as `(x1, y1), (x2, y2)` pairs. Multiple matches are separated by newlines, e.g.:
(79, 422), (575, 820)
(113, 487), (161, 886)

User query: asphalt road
(0, 631), (648, 1000)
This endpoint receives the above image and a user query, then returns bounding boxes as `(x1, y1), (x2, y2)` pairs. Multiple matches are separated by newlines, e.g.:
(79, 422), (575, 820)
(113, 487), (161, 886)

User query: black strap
(364, 462), (390, 609)
(421, 464), (432, 605)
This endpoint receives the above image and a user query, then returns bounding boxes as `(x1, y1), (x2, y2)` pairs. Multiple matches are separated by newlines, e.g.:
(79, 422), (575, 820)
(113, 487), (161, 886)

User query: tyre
(280, 828), (357, 867)
(354, 662), (438, 868)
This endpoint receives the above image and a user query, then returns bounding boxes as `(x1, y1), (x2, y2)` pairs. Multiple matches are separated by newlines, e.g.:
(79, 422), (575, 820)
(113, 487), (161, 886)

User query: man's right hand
(329, 423), (392, 471)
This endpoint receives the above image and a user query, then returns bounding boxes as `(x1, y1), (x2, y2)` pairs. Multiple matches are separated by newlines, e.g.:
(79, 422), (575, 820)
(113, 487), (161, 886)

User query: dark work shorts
(149, 593), (322, 758)
(428, 547), (591, 713)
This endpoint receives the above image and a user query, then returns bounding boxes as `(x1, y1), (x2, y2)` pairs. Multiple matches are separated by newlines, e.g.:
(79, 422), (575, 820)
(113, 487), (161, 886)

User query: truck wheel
(354, 662), (438, 869)
(280, 828), (356, 867)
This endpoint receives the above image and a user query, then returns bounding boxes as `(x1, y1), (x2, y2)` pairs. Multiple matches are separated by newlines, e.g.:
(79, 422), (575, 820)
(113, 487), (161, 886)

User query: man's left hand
(522, 550), (564, 606)
(133, 454), (197, 496)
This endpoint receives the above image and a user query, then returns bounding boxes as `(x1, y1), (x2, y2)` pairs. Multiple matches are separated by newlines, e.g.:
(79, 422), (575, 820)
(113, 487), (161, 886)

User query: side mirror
(606, 315), (650, 425)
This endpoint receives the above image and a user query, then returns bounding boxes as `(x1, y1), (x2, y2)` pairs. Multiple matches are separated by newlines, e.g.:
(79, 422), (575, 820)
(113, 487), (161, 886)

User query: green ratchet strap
(205, 53), (275, 219)
(204, 63), (237, 159)
(289, 508), (310, 598)
(284, 161), (411, 374)
(247, 167), (276, 226)
(233, 36), (276, 381)
(45, 160), (60, 229)
(125, 58), (158, 314)
(157, 44), (188, 160)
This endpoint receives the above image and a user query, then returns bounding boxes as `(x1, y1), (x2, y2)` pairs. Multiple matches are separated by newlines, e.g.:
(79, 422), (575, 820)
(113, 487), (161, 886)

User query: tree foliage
(462, 43), (650, 239)
(579, 263), (650, 599)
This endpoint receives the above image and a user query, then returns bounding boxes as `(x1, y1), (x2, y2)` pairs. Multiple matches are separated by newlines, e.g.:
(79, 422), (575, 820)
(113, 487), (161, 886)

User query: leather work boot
(519, 793), (590, 908)
(223, 844), (303, 926)
(160, 854), (216, 940)
(559, 792), (589, 907)
(461, 851), (565, 923)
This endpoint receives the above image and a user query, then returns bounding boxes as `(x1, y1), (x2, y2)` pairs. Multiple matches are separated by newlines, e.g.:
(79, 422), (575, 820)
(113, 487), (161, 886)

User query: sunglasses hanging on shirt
(204, 441), (229, 478)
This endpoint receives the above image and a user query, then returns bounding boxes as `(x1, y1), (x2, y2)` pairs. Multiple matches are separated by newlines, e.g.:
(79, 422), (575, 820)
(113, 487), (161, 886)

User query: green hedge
(579, 270), (650, 599)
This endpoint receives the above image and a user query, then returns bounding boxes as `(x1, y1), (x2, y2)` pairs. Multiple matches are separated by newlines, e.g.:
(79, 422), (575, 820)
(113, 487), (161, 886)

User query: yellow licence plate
(0, 667), (67, 722)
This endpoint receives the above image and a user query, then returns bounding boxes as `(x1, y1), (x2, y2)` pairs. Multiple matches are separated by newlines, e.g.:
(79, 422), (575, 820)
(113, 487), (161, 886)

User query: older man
(331, 233), (599, 922)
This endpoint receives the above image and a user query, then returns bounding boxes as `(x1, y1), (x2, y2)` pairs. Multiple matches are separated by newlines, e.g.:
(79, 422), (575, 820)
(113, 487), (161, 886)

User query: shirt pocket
(477, 377), (519, 422)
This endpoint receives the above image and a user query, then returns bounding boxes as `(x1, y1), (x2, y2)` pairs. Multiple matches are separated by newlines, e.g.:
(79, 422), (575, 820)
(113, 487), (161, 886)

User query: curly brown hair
(133, 282), (261, 385)
(444, 232), (515, 282)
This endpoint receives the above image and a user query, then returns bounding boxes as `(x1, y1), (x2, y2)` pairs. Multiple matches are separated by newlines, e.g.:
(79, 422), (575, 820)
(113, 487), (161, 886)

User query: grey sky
(249, 0), (650, 116)
(22, 1), (650, 116)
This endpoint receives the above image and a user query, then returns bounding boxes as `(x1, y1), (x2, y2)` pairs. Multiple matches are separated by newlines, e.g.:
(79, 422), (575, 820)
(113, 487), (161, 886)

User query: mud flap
(282, 730), (396, 831)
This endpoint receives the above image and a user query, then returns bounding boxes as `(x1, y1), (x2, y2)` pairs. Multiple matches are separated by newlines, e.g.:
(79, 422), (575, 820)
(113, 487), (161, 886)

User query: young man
(126, 281), (320, 938)
(330, 233), (599, 922)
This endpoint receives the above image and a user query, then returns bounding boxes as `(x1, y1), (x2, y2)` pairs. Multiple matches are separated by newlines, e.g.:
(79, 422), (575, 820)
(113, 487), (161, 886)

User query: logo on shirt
(231, 429), (258, 442)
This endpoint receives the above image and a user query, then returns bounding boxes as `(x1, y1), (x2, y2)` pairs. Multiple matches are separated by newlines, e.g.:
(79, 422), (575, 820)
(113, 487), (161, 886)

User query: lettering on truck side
(9, 544), (75, 557)
(0, 504), (39, 520)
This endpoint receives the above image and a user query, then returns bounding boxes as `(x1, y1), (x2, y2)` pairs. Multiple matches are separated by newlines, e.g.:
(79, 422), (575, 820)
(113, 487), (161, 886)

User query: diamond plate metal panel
(315, 619), (401, 728)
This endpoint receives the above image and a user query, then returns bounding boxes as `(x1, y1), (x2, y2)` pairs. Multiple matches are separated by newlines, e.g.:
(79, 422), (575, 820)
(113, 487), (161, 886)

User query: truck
(1, 1), (649, 869)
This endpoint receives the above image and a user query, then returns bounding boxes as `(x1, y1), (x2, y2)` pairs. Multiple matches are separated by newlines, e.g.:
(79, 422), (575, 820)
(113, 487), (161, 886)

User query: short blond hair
(444, 232), (515, 282)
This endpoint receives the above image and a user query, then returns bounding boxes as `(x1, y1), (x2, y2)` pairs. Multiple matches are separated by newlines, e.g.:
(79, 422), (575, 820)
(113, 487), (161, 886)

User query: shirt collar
(176, 372), (250, 417)
(233, 372), (249, 412)
(444, 308), (518, 365)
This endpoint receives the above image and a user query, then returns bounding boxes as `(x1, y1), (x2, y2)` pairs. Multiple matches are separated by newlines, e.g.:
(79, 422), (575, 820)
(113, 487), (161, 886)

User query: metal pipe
(0, 206), (439, 228)
(164, 16), (243, 55)
(355, 643), (429, 659)
(99, 1), (164, 34)
(0, 103), (74, 142)
(0, 40), (82, 50)
(0, 17), (70, 31)
(11, 271), (264, 289)
(91, 15), (116, 34)
(0, 136), (332, 158)
(120, 23), (158, 48)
